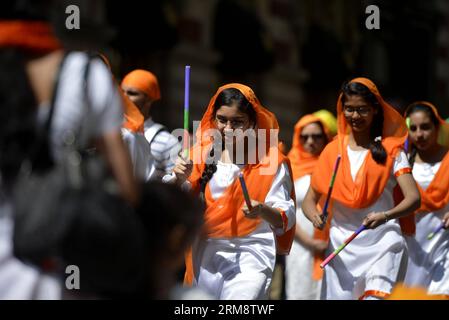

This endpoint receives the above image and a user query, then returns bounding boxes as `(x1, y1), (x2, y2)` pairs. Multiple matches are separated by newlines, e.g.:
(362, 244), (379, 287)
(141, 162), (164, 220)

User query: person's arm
(243, 200), (284, 228)
(172, 155), (193, 186)
(242, 162), (296, 232)
(294, 223), (327, 253)
(151, 133), (181, 180)
(95, 130), (139, 206)
(301, 186), (325, 230)
(363, 173), (421, 229)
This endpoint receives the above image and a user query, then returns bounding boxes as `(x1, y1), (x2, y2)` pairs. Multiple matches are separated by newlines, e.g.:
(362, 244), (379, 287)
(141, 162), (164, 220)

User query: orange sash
(416, 151), (449, 213)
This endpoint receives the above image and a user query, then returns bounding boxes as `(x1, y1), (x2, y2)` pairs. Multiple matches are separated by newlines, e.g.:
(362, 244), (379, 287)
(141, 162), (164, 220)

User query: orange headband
(121, 69), (161, 101)
(0, 20), (61, 53)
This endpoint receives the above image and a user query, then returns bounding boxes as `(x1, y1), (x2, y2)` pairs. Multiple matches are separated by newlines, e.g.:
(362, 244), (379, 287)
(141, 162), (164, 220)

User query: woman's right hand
(173, 156), (193, 185)
(311, 213), (325, 230)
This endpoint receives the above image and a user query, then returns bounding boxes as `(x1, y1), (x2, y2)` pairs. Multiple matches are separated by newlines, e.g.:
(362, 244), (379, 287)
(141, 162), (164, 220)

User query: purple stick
(183, 66), (190, 158)
(427, 222), (446, 240)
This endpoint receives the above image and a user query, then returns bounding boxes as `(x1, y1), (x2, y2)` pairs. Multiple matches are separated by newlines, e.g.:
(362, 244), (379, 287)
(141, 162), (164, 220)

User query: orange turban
(121, 69), (161, 101)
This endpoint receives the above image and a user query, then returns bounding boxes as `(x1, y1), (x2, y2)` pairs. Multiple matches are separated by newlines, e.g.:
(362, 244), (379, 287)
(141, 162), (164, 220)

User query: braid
(368, 105), (387, 164)
(408, 143), (418, 168)
(199, 148), (217, 199)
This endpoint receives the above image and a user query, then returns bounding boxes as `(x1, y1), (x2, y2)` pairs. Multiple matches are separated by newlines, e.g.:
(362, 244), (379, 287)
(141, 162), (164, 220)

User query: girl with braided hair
(168, 83), (296, 299)
(302, 78), (420, 299)
(403, 102), (449, 296)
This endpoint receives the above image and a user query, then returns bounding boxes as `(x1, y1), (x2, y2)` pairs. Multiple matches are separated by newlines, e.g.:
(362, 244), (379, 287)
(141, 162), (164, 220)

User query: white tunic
(189, 161), (295, 300)
(285, 174), (322, 300)
(143, 119), (180, 181)
(404, 161), (449, 295)
(121, 128), (151, 181)
(321, 148), (410, 300)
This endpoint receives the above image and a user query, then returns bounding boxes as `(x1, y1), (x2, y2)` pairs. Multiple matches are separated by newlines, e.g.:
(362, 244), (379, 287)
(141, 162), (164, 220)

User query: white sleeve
(162, 172), (192, 191)
(87, 58), (124, 137)
(122, 128), (151, 181)
(151, 131), (182, 177)
(264, 162), (296, 235)
(393, 149), (411, 174)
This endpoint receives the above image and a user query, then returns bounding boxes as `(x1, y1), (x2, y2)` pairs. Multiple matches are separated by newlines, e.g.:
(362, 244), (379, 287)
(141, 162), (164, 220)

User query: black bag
(12, 53), (148, 296)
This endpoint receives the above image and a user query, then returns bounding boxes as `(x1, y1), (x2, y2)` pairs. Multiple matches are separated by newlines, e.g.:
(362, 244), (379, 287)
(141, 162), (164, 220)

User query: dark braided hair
(0, 1), (56, 189)
(405, 103), (440, 168)
(198, 88), (256, 197)
(341, 81), (387, 164)
(0, 49), (39, 189)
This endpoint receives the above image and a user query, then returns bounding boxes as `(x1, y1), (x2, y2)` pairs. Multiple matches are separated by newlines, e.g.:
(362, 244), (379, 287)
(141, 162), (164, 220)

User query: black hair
(212, 87), (257, 125)
(0, 49), (39, 188)
(405, 103), (440, 167)
(341, 81), (387, 164)
(305, 120), (329, 145)
(199, 88), (257, 195)
(0, 0), (57, 188)
(136, 182), (204, 251)
(135, 182), (204, 299)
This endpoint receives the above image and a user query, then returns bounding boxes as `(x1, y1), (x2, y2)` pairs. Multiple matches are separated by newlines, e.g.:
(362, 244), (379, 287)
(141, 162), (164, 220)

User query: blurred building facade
(58, 0), (449, 148)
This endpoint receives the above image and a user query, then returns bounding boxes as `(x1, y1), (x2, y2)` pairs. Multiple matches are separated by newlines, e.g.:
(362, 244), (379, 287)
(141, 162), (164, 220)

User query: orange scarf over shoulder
(184, 83), (295, 284)
(406, 101), (449, 214)
(311, 77), (413, 280)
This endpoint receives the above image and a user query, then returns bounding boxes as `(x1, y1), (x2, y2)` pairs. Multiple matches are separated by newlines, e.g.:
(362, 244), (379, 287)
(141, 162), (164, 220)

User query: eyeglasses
(343, 106), (373, 116)
(300, 133), (325, 142)
(215, 116), (248, 129)
(409, 123), (433, 132)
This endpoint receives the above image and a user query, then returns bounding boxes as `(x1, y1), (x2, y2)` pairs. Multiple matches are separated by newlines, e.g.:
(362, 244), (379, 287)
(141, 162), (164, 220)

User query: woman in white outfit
(403, 101), (449, 297)
(302, 78), (420, 300)
(168, 83), (296, 299)
(285, 114), (331, 300)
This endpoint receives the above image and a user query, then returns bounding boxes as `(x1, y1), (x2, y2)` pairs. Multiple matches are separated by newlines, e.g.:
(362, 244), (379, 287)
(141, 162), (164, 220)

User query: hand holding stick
(322, 155), (341, 224)
(239, 172), (252, 210)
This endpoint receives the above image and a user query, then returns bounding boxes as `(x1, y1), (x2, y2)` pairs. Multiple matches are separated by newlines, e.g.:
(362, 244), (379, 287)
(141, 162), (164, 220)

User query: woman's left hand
(363, 211), (389, 229)
(242, 200), (265, 219)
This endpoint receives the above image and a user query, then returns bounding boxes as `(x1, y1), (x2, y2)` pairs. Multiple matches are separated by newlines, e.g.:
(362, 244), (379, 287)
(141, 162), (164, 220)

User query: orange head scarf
(405, 101), (449, 213)
(288, 114), (331, 181)
(121, 69), (161, 102)
(0, 20), (61, 54)
(312, 77), (408, 209)
(121, 93), (145, 133)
